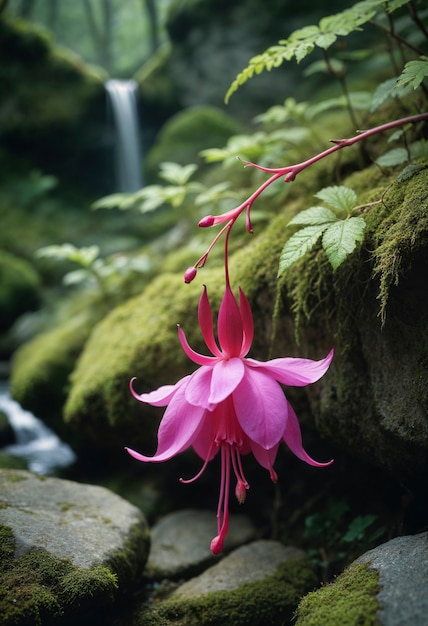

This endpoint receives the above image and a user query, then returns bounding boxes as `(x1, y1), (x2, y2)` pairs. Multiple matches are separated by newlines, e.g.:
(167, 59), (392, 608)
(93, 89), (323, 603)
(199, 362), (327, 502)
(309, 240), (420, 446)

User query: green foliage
(395, 56), (428, 90)
(225, 0), (405, 103)
(36, 243), (151, 300)
(304, 498), (384, 579)
(278, 186), (366, 273)
(92, 163), (202, 213)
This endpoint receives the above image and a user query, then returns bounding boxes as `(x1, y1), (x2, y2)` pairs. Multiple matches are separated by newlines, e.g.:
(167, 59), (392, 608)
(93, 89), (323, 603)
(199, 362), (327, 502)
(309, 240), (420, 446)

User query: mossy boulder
(0, 14), (107, 193)
(0, 469), (150, 625)
(0, 410), (15, 447)
(10, 310), (96, 438)
(144, 105), (243, 182)
(62, 158), (428, 483)
(294, 562), (380, 626)
(138, 540), (317, 626)
(0, 249), (41, 335)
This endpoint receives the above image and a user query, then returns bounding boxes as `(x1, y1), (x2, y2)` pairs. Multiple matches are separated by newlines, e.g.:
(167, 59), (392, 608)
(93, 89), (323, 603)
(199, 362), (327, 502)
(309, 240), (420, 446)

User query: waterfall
(106, 78), (143, 192)
(0, 382), (76, 475)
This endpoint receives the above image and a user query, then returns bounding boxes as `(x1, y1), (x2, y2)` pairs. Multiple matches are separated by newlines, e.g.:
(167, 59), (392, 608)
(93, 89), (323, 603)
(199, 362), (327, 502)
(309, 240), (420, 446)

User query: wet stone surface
(146, 508), (257, 580)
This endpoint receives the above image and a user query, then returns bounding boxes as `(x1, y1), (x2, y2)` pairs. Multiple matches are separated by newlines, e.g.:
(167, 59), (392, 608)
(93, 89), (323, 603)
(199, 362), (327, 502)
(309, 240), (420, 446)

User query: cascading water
(0, 381), (76, 475)
(105, 78), (143, 192)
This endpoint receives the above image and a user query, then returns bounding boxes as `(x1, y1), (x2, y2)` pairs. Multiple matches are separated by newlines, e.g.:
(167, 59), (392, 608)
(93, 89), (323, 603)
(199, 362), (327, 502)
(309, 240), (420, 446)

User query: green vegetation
(0, 524), (118, 626)
(137, 557), (317, 626)
(294, 562), (380, 626)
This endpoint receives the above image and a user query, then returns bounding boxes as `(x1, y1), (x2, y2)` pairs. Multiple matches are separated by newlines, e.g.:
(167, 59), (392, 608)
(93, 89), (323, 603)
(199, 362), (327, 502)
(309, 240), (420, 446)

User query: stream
(0, 381), (76, 475)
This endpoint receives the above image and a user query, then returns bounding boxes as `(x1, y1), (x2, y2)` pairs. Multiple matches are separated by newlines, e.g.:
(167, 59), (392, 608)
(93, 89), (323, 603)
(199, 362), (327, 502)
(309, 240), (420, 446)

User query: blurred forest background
(4, 0), (171, 75)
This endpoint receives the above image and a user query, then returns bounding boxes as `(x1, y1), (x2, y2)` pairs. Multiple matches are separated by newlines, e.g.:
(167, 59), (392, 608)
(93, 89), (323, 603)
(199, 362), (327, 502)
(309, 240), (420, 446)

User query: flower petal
(239, 288), (254, 356)
(126, 382), (205, 462)
(191, 411), (219, 461)
(198, 286), (222, 357)
(209, 358), (245, 405)
(233, 367), (287, 450)
(185, 365), (215, 410)
(178, 325), (218, 366)
(130, 375), (190, 406)
(251, 441), (279, 472)
(246, 349), (334, 386)
(218, 286), (243, 358)
(283, 401), (333, 467)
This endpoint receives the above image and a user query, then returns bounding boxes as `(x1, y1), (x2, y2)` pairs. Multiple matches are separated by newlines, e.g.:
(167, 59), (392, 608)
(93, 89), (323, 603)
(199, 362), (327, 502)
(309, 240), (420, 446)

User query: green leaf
(278, 224), (328, 275)
(322, 217), (366, 269)
(342, 515), (378, 543)
(158, 162), (198, 185)
(375, 147), (408, 167)
(289, 206), (337, 226)
(395, 57), (428, 91)
(315, 185), (357, 213)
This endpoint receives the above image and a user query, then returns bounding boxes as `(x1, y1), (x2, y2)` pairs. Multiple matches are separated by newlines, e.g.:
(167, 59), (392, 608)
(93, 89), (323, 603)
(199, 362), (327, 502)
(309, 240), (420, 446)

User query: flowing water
(0, 381), (76, 475)
(106, 78), (143, 192)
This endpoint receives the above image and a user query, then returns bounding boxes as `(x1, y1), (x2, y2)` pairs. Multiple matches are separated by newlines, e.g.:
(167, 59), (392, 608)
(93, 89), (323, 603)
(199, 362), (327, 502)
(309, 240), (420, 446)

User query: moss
(0, 524), (118, 626)
(0, 452), (28, 471)
(294, 562), (380, 626)
(10, 310), (96, 428)
(278, 162), (428, 342)
(138, 556), (317, 626)
(0, 249), (41, 331)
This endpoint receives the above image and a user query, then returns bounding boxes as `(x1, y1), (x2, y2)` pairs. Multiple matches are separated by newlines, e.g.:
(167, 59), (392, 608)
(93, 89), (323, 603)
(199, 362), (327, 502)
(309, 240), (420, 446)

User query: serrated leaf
(376, 148), (408, 167)
(315, 186), (357, 213)
(322, 217), (366, 269)
(395, 57), (428, 90)
(370, 77), (397, 112)
(289, 206), (337, 226)
(159, 162), (198, 185)
(278, 224), (328, 275)
(315, 33), (337, 49)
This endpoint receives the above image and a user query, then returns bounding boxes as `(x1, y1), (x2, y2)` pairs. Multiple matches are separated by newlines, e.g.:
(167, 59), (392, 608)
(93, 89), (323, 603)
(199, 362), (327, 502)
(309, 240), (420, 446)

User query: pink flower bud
(199, 215), (215, 227)
(235, 480), (248, 504)
(184, 267), (197, 283)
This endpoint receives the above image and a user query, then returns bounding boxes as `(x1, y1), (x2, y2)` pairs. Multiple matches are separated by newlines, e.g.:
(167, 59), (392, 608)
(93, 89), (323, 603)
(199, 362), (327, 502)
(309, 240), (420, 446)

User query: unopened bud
(235, 480), (248, 504)
(184, 266), (197, 283)
(199, 215), (215, 227)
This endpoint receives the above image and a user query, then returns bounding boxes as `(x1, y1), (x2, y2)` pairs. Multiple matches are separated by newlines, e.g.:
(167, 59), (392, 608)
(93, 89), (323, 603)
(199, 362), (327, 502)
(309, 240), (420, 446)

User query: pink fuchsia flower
(126, 285), (333, 554)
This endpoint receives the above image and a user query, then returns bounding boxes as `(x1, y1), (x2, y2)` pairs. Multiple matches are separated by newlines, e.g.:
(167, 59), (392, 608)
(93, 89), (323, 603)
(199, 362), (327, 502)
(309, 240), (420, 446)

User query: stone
(173, 539), (307, 597)
(295, 532), (428, 626)
(139, 539), (316, 625)
(356, 532), (428, 626)
(146, 508), (257, 580)
(0, 468), (150, 584)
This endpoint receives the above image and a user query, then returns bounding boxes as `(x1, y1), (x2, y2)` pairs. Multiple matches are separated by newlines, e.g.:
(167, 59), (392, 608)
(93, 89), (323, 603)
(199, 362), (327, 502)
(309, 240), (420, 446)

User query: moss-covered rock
(0, 468), (150, 624)
(62, 154), (428, 485)
(10, 311), (95, 437)
(294, 562), (380, 626)
(0, 409), (15, 448)
(137, 541), (317, 626)
(0, 526), (119, 626)
(0, 249), (41, 334)
(0, 14), (107, 193)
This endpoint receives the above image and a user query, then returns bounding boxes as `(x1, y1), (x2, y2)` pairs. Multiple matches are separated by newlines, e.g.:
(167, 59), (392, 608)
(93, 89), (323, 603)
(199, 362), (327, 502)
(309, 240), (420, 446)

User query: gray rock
(139, 539), (315, 626)
(146, 508), (257, 580)
(0, 468), (150, 582)
(357, 532), (428, 626)
(173, 539), (306, 597)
